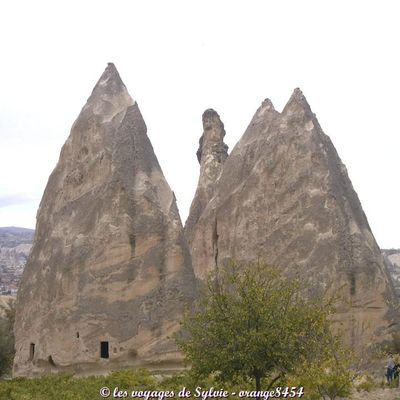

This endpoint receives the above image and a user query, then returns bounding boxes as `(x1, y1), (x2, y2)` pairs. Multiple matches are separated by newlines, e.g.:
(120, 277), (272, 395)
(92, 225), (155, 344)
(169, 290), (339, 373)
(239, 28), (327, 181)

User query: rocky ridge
(185, 89), (399, 352)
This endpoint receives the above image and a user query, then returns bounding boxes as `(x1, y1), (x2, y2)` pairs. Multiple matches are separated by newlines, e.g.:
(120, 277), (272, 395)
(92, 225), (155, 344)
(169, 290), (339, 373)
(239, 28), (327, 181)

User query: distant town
(0, 263), (23, 295)
(0, 227), (34, 295)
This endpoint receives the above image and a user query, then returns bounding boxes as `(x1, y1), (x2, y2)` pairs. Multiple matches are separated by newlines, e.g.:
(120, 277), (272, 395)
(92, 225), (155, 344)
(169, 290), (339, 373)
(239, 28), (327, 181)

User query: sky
(0, 0), (399, 249)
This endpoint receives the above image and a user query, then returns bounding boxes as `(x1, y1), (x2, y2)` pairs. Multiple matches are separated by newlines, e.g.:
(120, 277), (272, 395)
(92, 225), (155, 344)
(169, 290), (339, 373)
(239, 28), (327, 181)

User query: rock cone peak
(13, 63), (197, 377)
(89, 62), (130, 101)
(261, 98), (275, 110)
(282, 87), (313, 116)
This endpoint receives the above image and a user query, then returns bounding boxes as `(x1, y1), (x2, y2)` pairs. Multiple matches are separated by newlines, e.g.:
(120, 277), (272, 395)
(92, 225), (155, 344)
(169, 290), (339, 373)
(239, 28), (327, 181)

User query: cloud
(0, 194), (38, 208)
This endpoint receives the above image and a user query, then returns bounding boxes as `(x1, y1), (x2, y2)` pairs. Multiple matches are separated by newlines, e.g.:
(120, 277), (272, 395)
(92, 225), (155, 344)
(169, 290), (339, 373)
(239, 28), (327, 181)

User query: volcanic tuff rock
(383, 249), (400, 270)
(184, 109), (228, 247)
(13, 63), (197, 377)
(383, 249), (400, 298)
(186, 89), (399, 351)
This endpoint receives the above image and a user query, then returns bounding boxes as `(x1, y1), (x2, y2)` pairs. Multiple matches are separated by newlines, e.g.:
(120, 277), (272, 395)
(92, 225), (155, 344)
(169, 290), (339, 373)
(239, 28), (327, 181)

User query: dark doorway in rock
(48, 355), (56, 366)
(76, 332), (79, 338)
(100, 341), (109, 359)
(29, 343), (35, 361)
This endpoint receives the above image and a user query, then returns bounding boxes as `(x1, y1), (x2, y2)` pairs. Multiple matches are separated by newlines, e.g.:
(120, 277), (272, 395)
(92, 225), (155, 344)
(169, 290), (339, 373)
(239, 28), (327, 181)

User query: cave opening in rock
(100, 341), (109, 359)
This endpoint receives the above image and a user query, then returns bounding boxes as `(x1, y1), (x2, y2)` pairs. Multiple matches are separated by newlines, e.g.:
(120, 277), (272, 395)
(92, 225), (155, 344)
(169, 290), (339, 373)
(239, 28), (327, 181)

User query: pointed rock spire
(186, 98), (279, 279)
(196, 109), (228, 164)
(13, 64), (197, 377)
(184, 109), (228, 247)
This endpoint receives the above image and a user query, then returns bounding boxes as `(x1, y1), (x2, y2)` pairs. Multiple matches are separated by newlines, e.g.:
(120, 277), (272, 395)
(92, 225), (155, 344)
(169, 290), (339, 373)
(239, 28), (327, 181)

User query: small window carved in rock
(100, 341), (109, 359)
(29, 343), (35, 361)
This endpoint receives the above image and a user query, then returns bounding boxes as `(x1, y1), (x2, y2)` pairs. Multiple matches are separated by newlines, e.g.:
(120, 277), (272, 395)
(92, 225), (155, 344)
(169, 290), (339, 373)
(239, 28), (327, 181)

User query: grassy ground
(0, 369), (158, 400)
(0, 369), (226, 400)
(2, 368), (400, 400)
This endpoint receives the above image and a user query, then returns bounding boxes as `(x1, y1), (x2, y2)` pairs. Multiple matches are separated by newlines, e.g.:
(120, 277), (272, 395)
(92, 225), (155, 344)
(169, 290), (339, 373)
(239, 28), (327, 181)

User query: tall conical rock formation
(13, 64), (197, 377)
(187, 89), (399, 351)
(184, 109), (228, 246)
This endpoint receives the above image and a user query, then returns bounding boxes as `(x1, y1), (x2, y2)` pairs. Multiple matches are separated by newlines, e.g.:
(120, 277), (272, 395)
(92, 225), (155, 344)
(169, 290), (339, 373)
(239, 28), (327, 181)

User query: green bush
(0, 300), (15, 377)
(286, 340), (355, 400)
(177, 261), (336, 392)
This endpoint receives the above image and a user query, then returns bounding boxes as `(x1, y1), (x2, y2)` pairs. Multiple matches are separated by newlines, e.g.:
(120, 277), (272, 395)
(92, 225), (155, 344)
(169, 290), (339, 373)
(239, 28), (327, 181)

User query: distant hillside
(0, 227), (34, 295)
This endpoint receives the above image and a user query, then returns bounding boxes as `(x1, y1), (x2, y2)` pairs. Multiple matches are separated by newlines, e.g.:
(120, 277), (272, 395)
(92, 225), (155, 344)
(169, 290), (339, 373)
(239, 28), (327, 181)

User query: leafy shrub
(286, 340), (355, 400)
(177, 261), (336, 391)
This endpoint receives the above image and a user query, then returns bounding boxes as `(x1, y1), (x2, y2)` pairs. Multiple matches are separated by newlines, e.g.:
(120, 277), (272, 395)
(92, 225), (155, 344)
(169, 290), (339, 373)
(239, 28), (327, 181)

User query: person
(387, 355), (396, 383)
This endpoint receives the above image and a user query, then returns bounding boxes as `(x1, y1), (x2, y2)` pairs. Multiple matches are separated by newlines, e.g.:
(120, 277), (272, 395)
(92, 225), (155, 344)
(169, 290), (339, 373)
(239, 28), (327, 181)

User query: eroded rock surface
(13, 64), (197, 377)
(187, 89), (400, 351)
(383, 249), (400, 298)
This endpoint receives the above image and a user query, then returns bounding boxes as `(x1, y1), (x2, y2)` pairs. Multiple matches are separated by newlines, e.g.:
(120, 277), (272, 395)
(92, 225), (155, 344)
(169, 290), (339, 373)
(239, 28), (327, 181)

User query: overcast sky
(0, 0), (399, 248)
